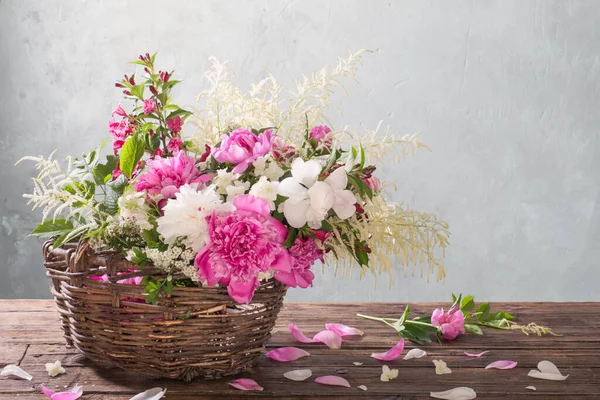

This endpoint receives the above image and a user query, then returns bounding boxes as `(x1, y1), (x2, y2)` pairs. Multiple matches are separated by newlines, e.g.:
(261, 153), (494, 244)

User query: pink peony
(274, 237), (321, 288)
(167, 137), (183, 153)
(143, 98), (156, 115)
(134, 151), (210, 200)
(431, 307), (465, 340)
(166, 116), (183, 133)
(108, 118), (134, 153)
(211, 128), (275, 174)
(195, 195), (292, 304)
(309, 125), (333, 149)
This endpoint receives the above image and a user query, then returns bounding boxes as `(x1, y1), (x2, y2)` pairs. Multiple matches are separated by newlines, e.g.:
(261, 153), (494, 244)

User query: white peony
(250, 176), (280, 210)
(118, 188), (153, 230)
(278, 158), (357, 229)
(156, 184), (233, 251)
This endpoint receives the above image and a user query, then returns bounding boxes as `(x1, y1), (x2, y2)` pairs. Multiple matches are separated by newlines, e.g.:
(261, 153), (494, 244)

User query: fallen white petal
(358, 385), (368, 391)
(430, 387), (477, 399)
(463, 351), (489, 358)
(380, 365), (399, 382)
(433, 359), (452, 375)
(404, 348), (427, 360)
(537, 360), (564, 375)
(129, 387), (167, 400)
(528, 360), (569, 381)
(283, 369), (312, 381)
(45, 360), (66, 377)
(353, 362), (363, 366)
(525, 386), (536, 391)
(1, 364), (32, 380)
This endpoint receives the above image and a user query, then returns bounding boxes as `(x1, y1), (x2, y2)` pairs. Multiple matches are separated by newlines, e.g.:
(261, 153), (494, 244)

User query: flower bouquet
(20, 51), (450, 380)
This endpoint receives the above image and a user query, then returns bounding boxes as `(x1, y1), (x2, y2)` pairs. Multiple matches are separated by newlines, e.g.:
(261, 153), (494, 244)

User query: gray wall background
(1, 0), (599, 302)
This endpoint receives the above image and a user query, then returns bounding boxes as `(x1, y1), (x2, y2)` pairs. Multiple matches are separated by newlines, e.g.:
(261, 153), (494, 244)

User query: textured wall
(1, 0), (599, 302)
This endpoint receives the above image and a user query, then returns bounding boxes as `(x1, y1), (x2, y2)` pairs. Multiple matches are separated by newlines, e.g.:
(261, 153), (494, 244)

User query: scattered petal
(433, 359), (452, 375)
(430, 387), (477, 399)
(313, 330), (342, 349)
(527, 360), (569, 381)
(485, 360), (518, 370)
(228, 378), (264, 391)
(40, 384), (83, 400)
(129, 387), (167, 400)
(288, 323), (313, 344)
(45, 361), (66, 377)
(265, 347), (310, 362)
(525, 386), (536, 391)
(1, 364), (32, 380)
(353, 362), (363, 366)
(325, 323), (364, 337)
(404, 348), (427, 360)
(358, 385), (368, 391)
(283, 369), (312, 381)
(371, 339), (405, 361)
(380, 365), (399, 382)
(463, 351), (489, 358)
(315, 375), (351, 387)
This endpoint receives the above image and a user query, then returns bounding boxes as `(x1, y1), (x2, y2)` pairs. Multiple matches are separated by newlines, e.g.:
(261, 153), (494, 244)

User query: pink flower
(112, 103), (127, 117)
(159, 70), (169, 83)
(167, 137), (183, 153)
(195, 195), (292, 303)
(274, 238), (320, 288)
(166, 116), (183, 133)
(108, 118), (134, 153)
(309, 125), (333, 148)
(271, 137), (296, 162)
(364, 176), (381, 191)
(431, 307), (465, 340)
(134, 151), (210, 200)
(143, 98), (156, 115)
(211, 128), (275, 174)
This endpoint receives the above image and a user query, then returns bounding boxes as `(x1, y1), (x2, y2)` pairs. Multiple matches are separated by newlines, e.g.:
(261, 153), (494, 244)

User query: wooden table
(1, 301), (598, 399)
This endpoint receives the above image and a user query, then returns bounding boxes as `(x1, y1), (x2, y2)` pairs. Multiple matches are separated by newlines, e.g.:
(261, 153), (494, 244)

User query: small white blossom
(433, 359), (452, 375)
(264, 161), (285, 181)
(250, 177), (279, 210)
(45, 360), (66, 377)
(252, 155), (269, 175)
(380, 365), (398, 382)
(225, 181), (250, 202)
(214, 169), (236, 194)
(145, 246), (197, 280)
(118, 188), (153, 231)
(257, 270), (274, 281)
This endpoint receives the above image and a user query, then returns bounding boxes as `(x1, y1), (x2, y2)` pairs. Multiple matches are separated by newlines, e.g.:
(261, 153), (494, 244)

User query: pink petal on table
(288, 323), (313, 343)
(371, 338), (405, 361)
(228, 378), (264, 391)
(40, 386), (56, 398)
(41, 384), (83, 400)
(485, 360), (518, 370)
(315, 375), (351, 387)
(464, 351), (489, 358)
(265, 347), (310, 362)
(313, 330), (342, 349)
(430, 387), (477, 399)
(325, 323), (364, 337)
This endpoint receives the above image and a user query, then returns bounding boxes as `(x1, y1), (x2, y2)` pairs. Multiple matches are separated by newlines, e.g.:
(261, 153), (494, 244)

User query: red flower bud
(160, 71), (169, 83)
(149, 86), (158, 96)
(128, 77), (135, 85)
(138, 55), (144, 61)
(198, 144), (212, 162)
(115, 82), (125, 88)
(123, 90), (132, 96)
(144, 67), (150, 74)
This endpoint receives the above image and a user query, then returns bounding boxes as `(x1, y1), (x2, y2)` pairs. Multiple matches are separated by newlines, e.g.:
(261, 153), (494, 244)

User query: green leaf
(130, 60), (149, 67)
(31, 219), (73, 237)
(359, 143), (366, 170)
(355, 247), (369, 266)
(480, 319), (511, 329)
(398, 304), (410, 325)
(460, 295), (475, 312)
(283, 228), (298, 248)
(53, 223), (93, 248)
(120, 135), (145, 178)
(464, 323), (483, 335)
(166, 108), (192, 120)
(401, 323), (434, 344)
(130, 84), (145, 100)
(92, 155), (118, 185)
(476, 302), (491, 321)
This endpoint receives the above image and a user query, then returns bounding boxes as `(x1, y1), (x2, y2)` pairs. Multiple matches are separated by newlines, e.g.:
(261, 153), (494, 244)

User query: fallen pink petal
(265, 347), (310, 362)
(371, 339), (405, 361)
(40, 384), (83, 400)
(315, 375), (351, 387)
(288, 323), (313, 343)
(485, 360), (518, 370)
(324, 323), (364, 337)
(464, 351), (489, 358)
(313, 330), (342, 349)
(228, 378), (264, 391)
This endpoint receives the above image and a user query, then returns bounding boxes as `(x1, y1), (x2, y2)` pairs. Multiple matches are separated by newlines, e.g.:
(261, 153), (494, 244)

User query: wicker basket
(42, 240), (287, 381)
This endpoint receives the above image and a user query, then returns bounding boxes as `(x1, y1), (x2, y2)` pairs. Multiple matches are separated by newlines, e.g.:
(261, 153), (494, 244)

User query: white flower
(156, 184), (233, 251)
(278, 158), (357, 229)
(225, 181), (250, 202)
(250, 177), (279, 210)
(118, 188), (153, 230)
(252, 155), (269, 175)
(264, 160), (285, 181)
(433, 359), (452, 375)
(45, 360), (66, 377)
(214, 169), (236, 194)
(380, 365), (398, 382)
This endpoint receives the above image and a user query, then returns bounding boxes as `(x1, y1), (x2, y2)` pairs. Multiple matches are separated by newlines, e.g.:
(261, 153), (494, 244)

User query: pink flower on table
(195, 195), (292, 304)
(112, 103), (127, 117)
(211, 128), (275, 174)
(134, 151), (210, 200)
(431, 307), (465, 340)
(143, 98), (156, 115)
(309, 125), (333, 148)
(167, 137), (183, 153)
(166, 116), (183, 133)
(274, 238), (321, 288)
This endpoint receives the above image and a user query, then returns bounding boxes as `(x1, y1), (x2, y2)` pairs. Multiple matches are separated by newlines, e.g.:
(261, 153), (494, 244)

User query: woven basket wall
(42, 240), (287, 381)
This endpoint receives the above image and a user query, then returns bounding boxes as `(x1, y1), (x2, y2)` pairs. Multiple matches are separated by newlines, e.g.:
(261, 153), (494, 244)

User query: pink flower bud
(149, 86), (159, 96)
(160, 71), (169, 83)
